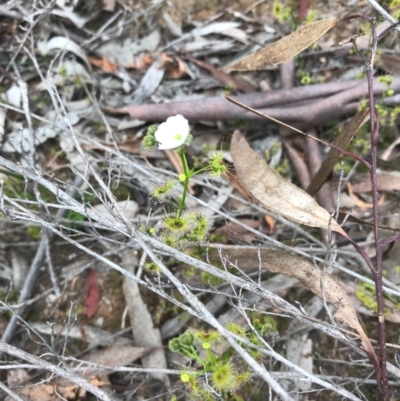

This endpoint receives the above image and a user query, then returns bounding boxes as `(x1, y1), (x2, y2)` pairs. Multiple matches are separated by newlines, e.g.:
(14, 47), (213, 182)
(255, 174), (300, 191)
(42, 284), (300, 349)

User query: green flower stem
(177, 149), (190, 217)
(183, 345), (206, 366)
(192, 166), (209, 175)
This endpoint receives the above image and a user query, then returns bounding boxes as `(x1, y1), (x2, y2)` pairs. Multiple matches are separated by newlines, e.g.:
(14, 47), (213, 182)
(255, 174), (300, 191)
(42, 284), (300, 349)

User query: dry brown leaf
(117, 140), (141, 154)
(263, 249), (362, 326)
(230, 131), (345, 235)
(351, 171), (400, 193)
(130, 53), (154, 70)
(264, 215), (275, 235)
(306, 109), (370, 196)
(19, 384), (55, 401)
(226, 18), (339, 71)
(82, 140), (167, 159)
(18, 381), (86, 401)
(122, 252), (169, 385)
(81, 344), (152, 383)
(56, 383), (85, 400)
(347, 182), (385, 208)
(160, 53), (188, 79)
(88, 56), (118, 73)
(13, 345), (150, 401)
(88, 377), (110, 387)
(83, 140), (141, 154)
(219, 247), (376, 366)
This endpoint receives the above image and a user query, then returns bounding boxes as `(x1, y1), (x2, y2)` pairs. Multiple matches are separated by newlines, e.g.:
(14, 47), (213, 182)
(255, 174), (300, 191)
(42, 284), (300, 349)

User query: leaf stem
(177, 149), (190, 217)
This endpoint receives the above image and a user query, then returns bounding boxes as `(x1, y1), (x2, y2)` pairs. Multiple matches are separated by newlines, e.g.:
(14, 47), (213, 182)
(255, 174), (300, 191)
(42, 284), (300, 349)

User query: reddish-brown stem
(377, 19), (400, 41)
(353, 18), (390, 400)
(339, 233), (382, 378)
(339, 230), (382, 380)
(299, 0), (308, 20)
(367, 25), (389, 401)
(381, 232), (400, 247)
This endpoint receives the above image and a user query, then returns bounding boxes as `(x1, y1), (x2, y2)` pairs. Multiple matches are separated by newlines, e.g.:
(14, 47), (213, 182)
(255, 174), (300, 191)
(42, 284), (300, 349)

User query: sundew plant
(142, 114), (227, 248)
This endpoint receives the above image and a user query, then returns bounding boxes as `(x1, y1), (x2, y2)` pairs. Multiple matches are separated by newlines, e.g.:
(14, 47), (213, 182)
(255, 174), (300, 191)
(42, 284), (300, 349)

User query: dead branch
(0, 342), (119, 401)
(116, 77), (400, 125)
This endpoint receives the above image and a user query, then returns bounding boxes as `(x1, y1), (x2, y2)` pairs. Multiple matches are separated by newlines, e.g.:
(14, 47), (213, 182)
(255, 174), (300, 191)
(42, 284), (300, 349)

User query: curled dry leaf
(347, 182), (385, 209)
(83, 268), (101, 319)
(88, 56), (118, 73)
(268, 251), (377, 364)
(264, 249), (362, 327)
(226, 18), (339, 71)
(79, 268), (100, 340)
(160, 53), (188, 79)
(230, 131), (345, 235)
(219, 246), (376, 368)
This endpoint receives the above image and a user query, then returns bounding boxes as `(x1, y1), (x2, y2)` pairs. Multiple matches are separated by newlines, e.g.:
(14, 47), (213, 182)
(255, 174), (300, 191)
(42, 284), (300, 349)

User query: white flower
(154, 114), (190, 150)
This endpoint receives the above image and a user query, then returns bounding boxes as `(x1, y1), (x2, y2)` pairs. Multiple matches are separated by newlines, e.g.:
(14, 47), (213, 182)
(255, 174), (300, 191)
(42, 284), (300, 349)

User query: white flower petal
(154, 114), (190, 150)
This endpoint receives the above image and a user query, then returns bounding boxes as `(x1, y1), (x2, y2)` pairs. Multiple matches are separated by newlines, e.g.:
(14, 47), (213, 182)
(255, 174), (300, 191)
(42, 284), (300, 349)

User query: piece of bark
(115, 77), (400, 123)
(115, 79), (360, 121)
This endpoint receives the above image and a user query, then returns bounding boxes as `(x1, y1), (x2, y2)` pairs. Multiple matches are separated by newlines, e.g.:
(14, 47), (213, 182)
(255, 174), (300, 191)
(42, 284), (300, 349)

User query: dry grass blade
(230, 131), (345, 235)
(226, 18), (339, 71)
(306, 109), (370, 196)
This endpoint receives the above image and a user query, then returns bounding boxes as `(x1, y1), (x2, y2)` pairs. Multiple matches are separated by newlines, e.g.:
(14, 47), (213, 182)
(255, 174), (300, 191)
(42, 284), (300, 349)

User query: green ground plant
(168, 322), (271, 400)
(142, 115), (227, 248)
